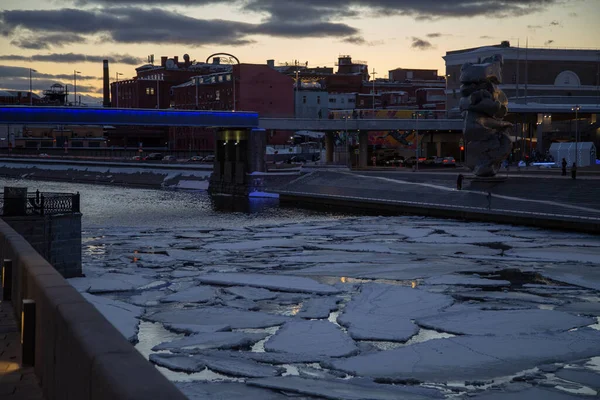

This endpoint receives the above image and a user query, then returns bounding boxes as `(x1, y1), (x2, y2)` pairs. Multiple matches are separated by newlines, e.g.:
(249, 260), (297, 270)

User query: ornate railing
(1, 189), (80, 216)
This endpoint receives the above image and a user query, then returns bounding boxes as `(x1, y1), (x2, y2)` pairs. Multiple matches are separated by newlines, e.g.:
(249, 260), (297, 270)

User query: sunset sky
(1, 0), (599, 103)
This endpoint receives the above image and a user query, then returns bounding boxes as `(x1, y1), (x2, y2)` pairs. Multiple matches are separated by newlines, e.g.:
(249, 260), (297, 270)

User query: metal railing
(1, 190), (80, 216)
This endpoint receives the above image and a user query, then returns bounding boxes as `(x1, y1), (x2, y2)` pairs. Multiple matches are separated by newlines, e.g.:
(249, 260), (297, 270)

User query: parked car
(405, 156), (418, 166)
(188, 155), (203, 162)
(163, 155), (177, 161)
(286, 156), (307, 164)
(201, 155), (215, 163)
(424, 156), (439, 165)
(442, 157), (456, 166)
(131, 155), (141, 161)
(38, 153), (50, 158)
(143, 153), (163, 161)
(385, 157), (405, 167)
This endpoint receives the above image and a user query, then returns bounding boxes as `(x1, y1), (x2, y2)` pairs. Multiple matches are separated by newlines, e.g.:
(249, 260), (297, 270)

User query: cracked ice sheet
(338, 284), (453, 342)
(454, 291), (564, 305)
(297, 297), (341, 319)
(194, 354), (285, 378)
(264, 320), (358, 358)
(204, 238), (307, 251)
(471, 387), (587, 399)
(82, 293), (142, 342)
(225, 286), (277, 301)
(415, 309), (595, 336)
(247, 377), (441, 400)
(176, 382), (296, 400)
(328, 328), (600, 382)
(152, 331), (268, 351)
(147, 307), (289, 329)
(69, 273), (153, 293)
(160, 286), (217, 303)
(149, 354), (205, 373)
(197, 273), (341, 294)
(423, 274), (510, 287)
(504, 247), (600, 264)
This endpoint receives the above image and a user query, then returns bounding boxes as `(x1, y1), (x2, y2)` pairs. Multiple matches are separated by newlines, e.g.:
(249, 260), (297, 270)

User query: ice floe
(225, 286), (278, 301)
(415, 309), (595, 336)
(338, 284), (453, 341)
(147, 307), (289, 329)
(162, 324), (231, 335)
(196, 354), (285, 378)
(69, 274), (153, 293)
(153, 331), (268, 351)
(160, 286), (217, 303)
(82, 293), (142, 342)
(423, 274), (510, 287)
(328, 328), (600, 382)
(264, 321), (358, 358)
(197, 273), (341, 294)
(297, 297), (341, 319)
(149, 353), (205, 373)
(177, 382), (290, 400)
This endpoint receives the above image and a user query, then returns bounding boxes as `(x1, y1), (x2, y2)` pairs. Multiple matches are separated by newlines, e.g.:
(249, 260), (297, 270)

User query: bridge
(258, 118), (464, 132)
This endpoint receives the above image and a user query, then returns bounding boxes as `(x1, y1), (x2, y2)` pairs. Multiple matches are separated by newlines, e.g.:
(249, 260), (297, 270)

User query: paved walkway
(0, 297), (43, 399)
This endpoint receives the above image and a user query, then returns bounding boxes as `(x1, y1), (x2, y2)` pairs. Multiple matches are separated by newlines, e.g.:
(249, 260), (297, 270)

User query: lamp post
(115, 72), (123, 108)
(445, 74), (450, 118)
(415, 111), (420, 171)
(74, 70), (81, 105)
(371, 68), (377, 116)
(29, 69), (37, 106)
(572, 105), (580, 166)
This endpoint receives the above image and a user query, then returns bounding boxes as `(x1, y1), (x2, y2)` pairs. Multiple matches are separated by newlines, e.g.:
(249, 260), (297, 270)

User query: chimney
(267, 59), (275, 68)
(103, 59), (110, 107)
(161, 56), (167, 67)
(174, 56), (179, 65)
(213, 57), (221, 65)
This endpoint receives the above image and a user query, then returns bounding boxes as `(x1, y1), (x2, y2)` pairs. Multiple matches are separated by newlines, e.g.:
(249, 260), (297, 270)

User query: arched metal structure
(205, 53), (240, 65)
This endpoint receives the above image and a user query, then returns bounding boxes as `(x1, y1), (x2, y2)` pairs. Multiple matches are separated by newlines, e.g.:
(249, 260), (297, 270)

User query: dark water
(0, 178), (345, 229)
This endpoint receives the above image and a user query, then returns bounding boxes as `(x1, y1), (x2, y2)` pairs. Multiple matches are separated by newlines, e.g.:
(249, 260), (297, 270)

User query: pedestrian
(571, 163), (577, 180)
(457, 173), (464, 190)
(487, 192), (492, 209)
(561, 158), (567, 176)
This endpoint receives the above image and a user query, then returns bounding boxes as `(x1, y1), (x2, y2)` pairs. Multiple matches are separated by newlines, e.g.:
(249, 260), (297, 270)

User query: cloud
(568, 12), (577, 17)
(527, 24), (542, 29)
(0, 65), (98, 80)
(544, 39), (554, 45)
(342, 36), (366, 45)
(479, 35), (495, 39)
(549, 20), (561, 26)
(0, 7), (358, 47)
(59, 0), (563, 20)
(410, 37), (434, 50)
(426, 32), (451, 38)
(10, 33), (87, 50)
(0, 53), (143, 65)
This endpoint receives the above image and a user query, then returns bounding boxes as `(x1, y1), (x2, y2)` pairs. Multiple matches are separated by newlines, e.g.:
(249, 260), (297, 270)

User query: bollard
(2, 259), (12, 301)
(21, 299), (36, 366)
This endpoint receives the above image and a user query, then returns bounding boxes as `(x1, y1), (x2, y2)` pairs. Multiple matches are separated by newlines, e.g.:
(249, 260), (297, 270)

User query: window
(302, 96), (307, 104)
(341, 98), (345, 104)
(329, 98), (337, 103)
(218, 76), (223, 82)
(349, 99), (355, 103)
(146, 87), (155, 95)
(226, 75), (232, 81)
(216, 90), (220, 100)
(317, 96), (321, 105)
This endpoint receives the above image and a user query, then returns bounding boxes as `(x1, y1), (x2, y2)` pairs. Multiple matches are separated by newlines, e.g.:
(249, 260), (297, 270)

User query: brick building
(444, 42), (600, 113)
(388, 68), (439, 82)
(0, 90), (41, 105)
(169, 63), (294, 150)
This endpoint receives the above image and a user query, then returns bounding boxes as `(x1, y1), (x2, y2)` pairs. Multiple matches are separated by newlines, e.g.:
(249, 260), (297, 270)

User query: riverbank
(275, 170), (600, 234)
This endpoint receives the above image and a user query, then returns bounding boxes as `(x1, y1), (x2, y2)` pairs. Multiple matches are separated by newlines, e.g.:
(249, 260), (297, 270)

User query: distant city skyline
(1, 0), (599, 103)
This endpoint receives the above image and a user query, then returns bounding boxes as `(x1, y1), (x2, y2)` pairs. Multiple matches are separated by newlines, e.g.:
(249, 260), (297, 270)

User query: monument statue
(459, 54), (512, 177)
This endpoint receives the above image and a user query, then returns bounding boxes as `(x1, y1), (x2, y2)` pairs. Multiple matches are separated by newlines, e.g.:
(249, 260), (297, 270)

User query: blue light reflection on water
(0, 178), (345, 229)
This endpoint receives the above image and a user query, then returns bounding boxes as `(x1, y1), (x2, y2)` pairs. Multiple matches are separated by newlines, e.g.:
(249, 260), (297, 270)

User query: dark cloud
(549, 20), (561, 26)
(410, 37), (434, 50)
(426, 32), (451, 38)
(0, 53), (143, 65)
(342, 36), (366, 45)
(544, 39), (554, 45)
(60, 0), (563, 20)
(10, 33), (87, 50)
(0, 65), (97, 80)
(0, 7), (358, 47)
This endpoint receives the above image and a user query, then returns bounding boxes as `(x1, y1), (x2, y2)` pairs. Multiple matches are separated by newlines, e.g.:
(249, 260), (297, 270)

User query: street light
(74, 70), (81, 105)
(415, 111), (420, 171)
(29, 69), (37, 106)
(572, 105), (581, 166)
(115, 72), (123, 108)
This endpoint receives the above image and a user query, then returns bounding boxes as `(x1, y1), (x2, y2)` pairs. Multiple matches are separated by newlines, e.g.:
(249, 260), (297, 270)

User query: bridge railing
(0, 190), (80, 216)
(0, 217), (187, 400)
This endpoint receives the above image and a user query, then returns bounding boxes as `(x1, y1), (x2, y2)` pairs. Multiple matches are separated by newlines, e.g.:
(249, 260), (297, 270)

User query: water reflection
(211, 195), (280, 214)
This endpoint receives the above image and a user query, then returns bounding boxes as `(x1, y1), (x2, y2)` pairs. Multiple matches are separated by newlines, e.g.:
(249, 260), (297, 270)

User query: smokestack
(161, 56), (167, 67)
(103, 59), (110, 107)
(267, 59), (275, 68)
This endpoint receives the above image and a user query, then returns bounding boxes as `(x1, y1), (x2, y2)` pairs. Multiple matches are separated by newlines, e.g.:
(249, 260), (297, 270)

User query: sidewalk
(0, 297), (43, 399)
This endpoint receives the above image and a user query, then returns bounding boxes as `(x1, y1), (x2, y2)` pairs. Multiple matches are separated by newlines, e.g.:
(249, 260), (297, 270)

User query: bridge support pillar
(325, 132), (334, 163)
(359, 131), (368, 168)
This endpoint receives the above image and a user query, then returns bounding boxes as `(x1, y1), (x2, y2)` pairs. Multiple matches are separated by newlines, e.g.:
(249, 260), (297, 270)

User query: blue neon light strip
(0, 106), (259, 128)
